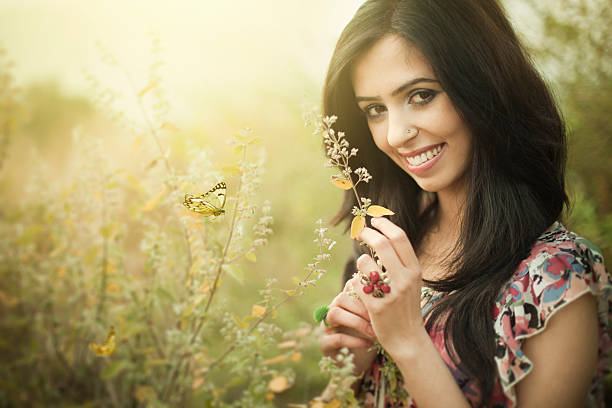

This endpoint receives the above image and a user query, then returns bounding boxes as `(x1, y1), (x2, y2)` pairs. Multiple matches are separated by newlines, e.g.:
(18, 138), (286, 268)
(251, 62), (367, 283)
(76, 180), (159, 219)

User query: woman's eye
(364, 104), (387, 119)
(408, 90), (437, 105)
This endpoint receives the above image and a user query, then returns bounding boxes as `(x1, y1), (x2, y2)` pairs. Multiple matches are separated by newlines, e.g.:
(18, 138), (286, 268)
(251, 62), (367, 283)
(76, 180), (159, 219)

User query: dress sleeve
(492, 238), (612, 406)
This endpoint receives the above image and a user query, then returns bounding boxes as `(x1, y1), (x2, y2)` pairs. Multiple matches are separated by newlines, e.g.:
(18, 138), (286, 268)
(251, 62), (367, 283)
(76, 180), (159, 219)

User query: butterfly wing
(90, 326), (116, 356)
(183, 182), (226, 216)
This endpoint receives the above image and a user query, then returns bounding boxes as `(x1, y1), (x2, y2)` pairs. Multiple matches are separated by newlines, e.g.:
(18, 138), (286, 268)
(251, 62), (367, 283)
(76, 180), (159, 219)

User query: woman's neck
(433, 184), (465, 237)
(417, 187), (466, 282)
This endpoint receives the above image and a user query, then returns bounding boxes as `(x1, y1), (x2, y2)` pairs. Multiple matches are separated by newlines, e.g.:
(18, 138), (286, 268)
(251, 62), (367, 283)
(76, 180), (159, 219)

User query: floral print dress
(356, 221), (612, 407)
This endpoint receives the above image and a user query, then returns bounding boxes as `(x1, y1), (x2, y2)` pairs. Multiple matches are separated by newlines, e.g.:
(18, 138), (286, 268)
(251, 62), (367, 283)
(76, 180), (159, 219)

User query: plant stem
(95, 177), (109, 322)
(162, 144), (247, 401)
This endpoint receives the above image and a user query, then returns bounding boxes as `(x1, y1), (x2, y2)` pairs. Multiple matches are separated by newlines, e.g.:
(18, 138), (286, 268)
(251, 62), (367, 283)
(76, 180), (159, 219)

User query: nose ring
(405, 127), (419, 137)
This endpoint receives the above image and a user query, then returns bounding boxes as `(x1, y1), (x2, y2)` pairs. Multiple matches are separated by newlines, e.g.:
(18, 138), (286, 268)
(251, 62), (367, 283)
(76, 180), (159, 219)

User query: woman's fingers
(355, 252), (380, 276)
(325, 305), (375, 339)
(329, 282), (370, 323)
(357, 227), (406, 277)
(370, 217), (419, 270)
(320, 331), (373, 354)
(356, 218), (421, 285)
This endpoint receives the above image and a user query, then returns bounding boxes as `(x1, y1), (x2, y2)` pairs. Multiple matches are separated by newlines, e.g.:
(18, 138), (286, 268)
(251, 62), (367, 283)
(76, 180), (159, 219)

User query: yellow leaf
(262, 354), (287, 365)
(330, 176), (353, 190)
(323, 399), (341, 408)
(142, 185), (167, 212)
(192, 377), (205, 389)
(188, 259), (204, 281)
(145, 157), (160, 171)
(310, 399), (341, 408)
(131, 134), (144, 153)
(134, 386), (156, 403)
(366, 205), (395, 217)
(196, 280), (210, 293)
(350, 215), (365, 239)
(160, 123), (178, 132)
(268, 375), (291, 393)
(265, 392), (275, 401)
(222, 164), (241, 176)
(57, 267), (67, 278)
(290, 352), (302, 362)
(233, 144), (245, 155)
(277, 340), (297, 349)
(252, 304), (266, 317)
(106, 282), (121, 294)
(233, 314), (249, 329)
(245, 251), (256, 262)
(106, 259), (116, 274)
(178, 181), (188, 192)
(90, 326), (116, 356)
(0, 290), (18, 308)
(137, 82), (156, 98)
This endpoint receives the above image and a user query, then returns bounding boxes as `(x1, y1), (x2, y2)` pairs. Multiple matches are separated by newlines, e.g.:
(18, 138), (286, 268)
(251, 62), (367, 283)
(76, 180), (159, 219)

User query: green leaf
(155, 287), (175, 303)
(120, 323), (148, 339)
(101, 360), (130, 379)
(223, 264), (244, 284)
(144, 359), (168, 367)
(245, 251), (256, 262)
(313, 305), (330, 325)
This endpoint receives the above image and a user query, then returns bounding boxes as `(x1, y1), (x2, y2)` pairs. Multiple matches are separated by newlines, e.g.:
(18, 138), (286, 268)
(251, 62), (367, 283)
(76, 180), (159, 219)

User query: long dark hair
(324, 0), (568, 405)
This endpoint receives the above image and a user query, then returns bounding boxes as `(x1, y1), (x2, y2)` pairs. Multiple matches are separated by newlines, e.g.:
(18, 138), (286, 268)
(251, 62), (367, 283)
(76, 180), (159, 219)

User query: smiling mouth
(405, 144), (444, 166)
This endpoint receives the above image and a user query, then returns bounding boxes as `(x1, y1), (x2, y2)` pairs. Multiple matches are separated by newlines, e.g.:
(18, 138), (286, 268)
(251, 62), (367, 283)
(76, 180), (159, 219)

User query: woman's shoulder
(491, 221), (612, 404)
(494, 221), (610, 320)
(530, 220), (605, 265)
(503, 221), (609, 307)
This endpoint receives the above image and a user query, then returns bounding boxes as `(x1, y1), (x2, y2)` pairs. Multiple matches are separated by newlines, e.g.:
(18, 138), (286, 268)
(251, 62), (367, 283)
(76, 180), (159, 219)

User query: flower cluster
(312, 114), (394, 239)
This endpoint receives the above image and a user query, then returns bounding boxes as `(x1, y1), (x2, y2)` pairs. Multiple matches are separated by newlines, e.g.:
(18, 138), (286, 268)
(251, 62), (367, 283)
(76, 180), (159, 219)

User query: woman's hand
(319, 280), (377, 375)
(351, 216), (428, 359)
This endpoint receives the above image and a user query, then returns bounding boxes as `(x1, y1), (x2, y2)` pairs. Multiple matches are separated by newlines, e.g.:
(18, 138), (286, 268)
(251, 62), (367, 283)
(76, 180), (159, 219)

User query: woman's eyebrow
(355, 77), (439, 102)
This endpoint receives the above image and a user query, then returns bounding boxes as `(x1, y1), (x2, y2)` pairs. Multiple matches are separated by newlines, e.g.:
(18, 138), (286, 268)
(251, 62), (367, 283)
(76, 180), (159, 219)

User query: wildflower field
(0, 0), (611, 406)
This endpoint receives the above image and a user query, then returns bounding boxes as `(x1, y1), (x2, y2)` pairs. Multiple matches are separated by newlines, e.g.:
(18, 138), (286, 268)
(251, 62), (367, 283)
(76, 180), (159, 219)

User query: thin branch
(162, 145), (248, 400)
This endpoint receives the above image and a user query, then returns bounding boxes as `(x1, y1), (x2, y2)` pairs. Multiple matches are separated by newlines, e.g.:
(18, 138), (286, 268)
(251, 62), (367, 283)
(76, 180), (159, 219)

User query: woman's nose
(386, 111), (417, 148)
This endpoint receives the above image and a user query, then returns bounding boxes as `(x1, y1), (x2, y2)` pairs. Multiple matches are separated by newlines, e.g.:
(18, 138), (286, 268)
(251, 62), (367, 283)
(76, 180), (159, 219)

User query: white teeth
(406, 144), (443, 166)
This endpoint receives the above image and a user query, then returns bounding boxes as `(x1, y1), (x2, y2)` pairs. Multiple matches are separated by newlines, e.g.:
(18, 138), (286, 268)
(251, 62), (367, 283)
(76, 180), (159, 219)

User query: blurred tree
(21, 80), (96, 149)
(516, 0), (612, 260)
(0, 46), (27, 173)
(516, 0), (612, 402)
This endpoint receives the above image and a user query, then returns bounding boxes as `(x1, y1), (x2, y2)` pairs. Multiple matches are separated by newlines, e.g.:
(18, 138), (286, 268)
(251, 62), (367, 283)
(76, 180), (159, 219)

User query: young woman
(317, 0), (612, 407)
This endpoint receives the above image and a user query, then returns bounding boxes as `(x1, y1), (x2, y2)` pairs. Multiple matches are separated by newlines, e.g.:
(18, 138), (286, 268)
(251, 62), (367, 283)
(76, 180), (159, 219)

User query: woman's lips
(403, 143), (446, 175)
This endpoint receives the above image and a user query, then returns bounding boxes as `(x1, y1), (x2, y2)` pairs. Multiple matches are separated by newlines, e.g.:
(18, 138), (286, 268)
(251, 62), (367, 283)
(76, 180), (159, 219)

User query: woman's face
(351, 34), (472, 196)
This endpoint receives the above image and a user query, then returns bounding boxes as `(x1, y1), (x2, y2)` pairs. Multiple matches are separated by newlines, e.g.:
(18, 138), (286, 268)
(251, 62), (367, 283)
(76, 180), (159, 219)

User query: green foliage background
(0, 0), (610, 406)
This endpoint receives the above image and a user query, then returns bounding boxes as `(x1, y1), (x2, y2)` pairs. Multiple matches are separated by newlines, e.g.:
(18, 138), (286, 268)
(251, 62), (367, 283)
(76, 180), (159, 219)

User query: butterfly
(90, 326), (116, 356)
(183, 182), (227, 216)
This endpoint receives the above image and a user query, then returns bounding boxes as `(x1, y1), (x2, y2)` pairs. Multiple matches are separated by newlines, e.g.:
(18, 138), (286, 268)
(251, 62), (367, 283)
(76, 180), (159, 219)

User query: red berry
(369, 271), (380, 283)
(381, 285), (391, 293)
(363, 285), (373, 294)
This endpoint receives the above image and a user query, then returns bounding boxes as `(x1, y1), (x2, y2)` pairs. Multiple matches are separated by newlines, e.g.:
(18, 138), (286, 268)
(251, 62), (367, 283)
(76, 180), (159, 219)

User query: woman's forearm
(392, 328), (471, 408)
